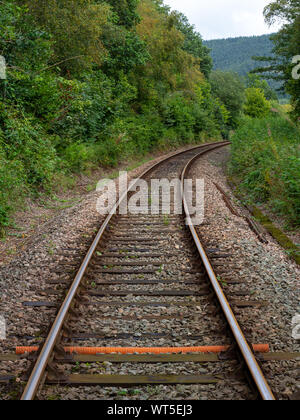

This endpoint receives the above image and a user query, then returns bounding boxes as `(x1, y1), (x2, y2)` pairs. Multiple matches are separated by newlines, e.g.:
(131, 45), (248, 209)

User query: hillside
(204, 34), (275, 76)
(204, 34), (283, 94)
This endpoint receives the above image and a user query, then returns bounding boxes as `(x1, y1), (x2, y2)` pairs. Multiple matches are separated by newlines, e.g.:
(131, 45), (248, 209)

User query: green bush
(162, 93), (195, 141)
(2, 109), (58, 189)
(244, 88), (271, 118)
(64, 140), (121, 171)
(0, 148), (26, 232)
(230, 114), (300, 226)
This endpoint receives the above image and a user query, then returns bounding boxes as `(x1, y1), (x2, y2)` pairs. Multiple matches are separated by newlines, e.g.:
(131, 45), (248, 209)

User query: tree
(19, 0), (111, 73)
(210, 71), (245, 128)
(101, 23), (149, 77)
(243, 88), (271, 118)
(173, 12), (212, 78)
(245, 74), (278, 101)
(135, 0), (203, 95)
(264, 0), (300, 24)
(253, 0), (300, 118)
(103, 0), (140, 28)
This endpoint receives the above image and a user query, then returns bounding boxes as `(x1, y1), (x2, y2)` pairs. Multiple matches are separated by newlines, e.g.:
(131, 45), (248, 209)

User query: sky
(164, 0), (281, 40)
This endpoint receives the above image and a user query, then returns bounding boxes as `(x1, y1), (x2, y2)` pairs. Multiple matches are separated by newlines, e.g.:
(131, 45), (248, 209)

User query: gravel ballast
(0, 144), (299, 401)
(190, 147), (299, 399)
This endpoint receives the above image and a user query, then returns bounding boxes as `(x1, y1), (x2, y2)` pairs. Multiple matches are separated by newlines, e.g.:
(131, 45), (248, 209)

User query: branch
(35, 56), (84, 74)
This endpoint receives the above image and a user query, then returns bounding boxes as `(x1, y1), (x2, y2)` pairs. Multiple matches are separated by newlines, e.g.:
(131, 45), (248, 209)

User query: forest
(0, 0), (299, 232)
(204, 34), (283, 95)
(204, 34), (275, 77)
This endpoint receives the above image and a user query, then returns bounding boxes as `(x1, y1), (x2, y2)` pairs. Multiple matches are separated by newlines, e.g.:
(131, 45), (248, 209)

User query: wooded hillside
(204, 34), (275, 76)
(204, 34), (282, 93)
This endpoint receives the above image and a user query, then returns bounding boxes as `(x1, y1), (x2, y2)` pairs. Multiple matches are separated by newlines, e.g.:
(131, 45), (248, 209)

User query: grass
(163, 215), (170, 226)
(40, 195), (81, 210)
(86, 183), (97, 192)
(6, 248), (16, 255)
(251, 206), (300, 265)
(157, 264), (164, 273)
(228, 174), (300, 265)
(47, 241), (56, 255)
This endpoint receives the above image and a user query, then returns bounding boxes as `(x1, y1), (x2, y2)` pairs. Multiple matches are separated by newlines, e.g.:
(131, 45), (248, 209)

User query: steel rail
(21, 141), (228, 400)
(181, 151), (276, 401)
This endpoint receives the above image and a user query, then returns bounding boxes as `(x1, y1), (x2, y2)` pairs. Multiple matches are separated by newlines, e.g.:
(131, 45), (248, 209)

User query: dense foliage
(210, 71), (245, 128)
(227, 1), (300, 228)
(0, 0), (231, 230)
(229, 113), (300, 226)
(253, 0), (300, 118)
(243, 88), (271, 118)
(245, 73), (278, 101)
(0, 0), (297, 234)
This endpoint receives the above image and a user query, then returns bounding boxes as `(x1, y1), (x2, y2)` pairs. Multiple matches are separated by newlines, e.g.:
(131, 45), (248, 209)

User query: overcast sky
(164, 0), (281, 40)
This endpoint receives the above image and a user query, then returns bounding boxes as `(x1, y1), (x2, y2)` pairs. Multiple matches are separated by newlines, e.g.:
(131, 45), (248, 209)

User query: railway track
(2, 141), (279, 400)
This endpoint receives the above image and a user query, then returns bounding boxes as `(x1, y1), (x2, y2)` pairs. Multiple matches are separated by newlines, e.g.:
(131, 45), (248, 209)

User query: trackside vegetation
(229, 0), (300, 229)
(0, 0), (299, 235)
(230, 112), (300, 227)
(0, 0), (237, 231)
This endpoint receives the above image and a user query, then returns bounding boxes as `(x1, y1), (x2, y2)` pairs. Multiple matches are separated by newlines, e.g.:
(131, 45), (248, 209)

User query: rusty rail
(181, 151), (275, 401)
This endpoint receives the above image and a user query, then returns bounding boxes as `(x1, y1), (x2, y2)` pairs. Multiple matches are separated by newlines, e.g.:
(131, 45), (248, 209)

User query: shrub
(2, 110), (58, 189)
(243, 88), (271, 118)
(162, 93), (195, 141)
(0, 150), (26, 233)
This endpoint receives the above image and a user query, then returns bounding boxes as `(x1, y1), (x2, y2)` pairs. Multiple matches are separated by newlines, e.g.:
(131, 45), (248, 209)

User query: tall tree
(253, 0), (300, 117)
(210, 71), (245, 128)
(172, 12), (212, 78)
(100, 0), (149, 78)
(18, 0), (111, 73)
(103, 0), (140, 28)
(136, 0), (203, 94)
(245, 74), (278, 101)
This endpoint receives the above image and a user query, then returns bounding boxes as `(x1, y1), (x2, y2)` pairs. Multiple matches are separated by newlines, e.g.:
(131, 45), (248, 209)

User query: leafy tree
(173, 12), (212, 78)
(101, 23), (149, 77)
(210, 71), (245, 128)
(245, 74), (278, 101)
(253, 0), (300, 118)
(264, 0), (300, 24)
(103, 0), (141, 28)
(243, 88), (271, 118)
(0, 0), (231, 231)
(136, 0), (200, 90)
(18, 0), (111, 73)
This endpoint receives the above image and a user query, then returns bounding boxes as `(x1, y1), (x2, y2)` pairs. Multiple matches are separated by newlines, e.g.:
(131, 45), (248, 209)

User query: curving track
(18, 141), (275, 400)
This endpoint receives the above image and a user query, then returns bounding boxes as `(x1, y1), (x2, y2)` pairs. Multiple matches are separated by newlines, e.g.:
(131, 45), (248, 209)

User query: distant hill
(204, 34), (274, 76)
(204, 34), (282, 94)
